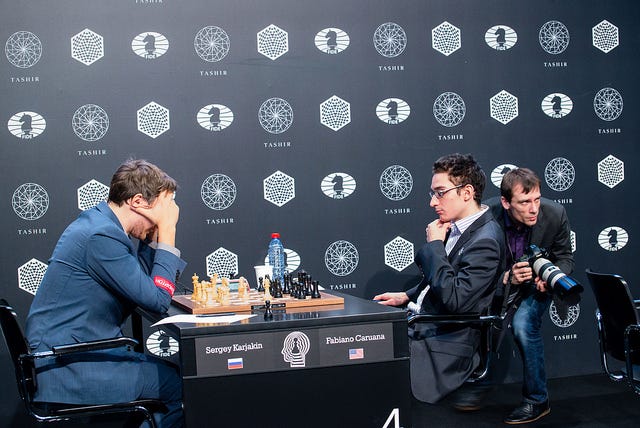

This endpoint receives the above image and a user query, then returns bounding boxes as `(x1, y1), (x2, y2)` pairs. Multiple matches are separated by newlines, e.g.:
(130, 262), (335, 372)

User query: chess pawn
(257, 277), (265, 292)
(264, 300), (273, 320)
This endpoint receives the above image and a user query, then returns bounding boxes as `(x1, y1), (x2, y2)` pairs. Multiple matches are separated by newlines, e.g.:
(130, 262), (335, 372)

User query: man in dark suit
(26, 159), (187, 428)
(374, 153), (505, 403)
(491, 168), (573, 424)
(455, 167), (574, 424)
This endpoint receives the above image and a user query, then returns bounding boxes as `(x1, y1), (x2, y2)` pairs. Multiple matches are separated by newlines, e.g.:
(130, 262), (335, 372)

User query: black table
(137, 291), (412, 428)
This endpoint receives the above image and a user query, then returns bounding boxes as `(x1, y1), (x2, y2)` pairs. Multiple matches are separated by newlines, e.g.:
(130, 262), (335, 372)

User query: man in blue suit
(375, 153), (505, 403)
(26, 159), (187, 428)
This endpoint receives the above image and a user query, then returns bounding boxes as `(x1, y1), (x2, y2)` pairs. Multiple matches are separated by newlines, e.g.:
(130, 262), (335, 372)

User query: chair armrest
(407, 313), (501, 326)
(51, 337), (139, 356)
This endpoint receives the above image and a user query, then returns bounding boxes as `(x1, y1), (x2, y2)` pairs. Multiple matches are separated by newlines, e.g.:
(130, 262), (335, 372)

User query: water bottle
(268, 233), (286, 284)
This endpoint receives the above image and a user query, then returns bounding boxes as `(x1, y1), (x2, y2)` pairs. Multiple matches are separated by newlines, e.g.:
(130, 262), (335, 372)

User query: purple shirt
(504, 210), (530, 265)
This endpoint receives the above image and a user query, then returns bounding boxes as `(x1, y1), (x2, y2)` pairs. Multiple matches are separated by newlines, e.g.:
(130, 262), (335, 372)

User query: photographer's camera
(519, 244), (583, 305)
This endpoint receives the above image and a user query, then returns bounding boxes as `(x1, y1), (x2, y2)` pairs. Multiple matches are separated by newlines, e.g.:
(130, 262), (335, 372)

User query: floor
(411, 374), (640, 427)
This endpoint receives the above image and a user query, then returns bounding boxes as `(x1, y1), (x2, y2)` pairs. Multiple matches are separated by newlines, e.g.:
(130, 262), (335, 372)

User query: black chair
(0, 299), (167, 426)
(585, 269), (640, 394)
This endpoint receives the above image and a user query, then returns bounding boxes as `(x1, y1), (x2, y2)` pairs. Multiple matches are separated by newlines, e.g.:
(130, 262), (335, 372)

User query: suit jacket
(407, 209), (506, 403)
(486, 197), (574, 276)
(26, 201), (187, 404)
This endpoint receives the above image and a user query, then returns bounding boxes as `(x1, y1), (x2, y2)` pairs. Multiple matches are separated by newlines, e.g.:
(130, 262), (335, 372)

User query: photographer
(455, 167), (574, 424)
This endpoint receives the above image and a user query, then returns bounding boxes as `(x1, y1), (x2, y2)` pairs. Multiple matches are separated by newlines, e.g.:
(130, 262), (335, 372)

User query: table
(136, 291), (412, 428)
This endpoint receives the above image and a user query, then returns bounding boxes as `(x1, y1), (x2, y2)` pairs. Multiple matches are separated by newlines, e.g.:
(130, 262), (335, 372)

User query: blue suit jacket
(407, 209), (506, 403)
(26, 201), (187, 404)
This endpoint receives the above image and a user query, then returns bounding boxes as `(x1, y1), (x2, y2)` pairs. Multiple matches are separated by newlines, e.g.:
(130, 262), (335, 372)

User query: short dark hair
(500, 168), (541, 202)
(108, 159), (177, 205)
(432, 153), (486, 204)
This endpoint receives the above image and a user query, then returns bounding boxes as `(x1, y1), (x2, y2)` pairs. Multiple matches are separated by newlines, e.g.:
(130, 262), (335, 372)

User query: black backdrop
(2, 0), (639, 423)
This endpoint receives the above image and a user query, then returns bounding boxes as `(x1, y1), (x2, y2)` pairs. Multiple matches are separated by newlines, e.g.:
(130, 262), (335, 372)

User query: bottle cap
(271, 232), (280, 238)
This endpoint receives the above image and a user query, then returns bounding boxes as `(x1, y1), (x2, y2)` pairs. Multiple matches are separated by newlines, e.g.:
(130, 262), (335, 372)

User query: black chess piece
(273, 279), (283, 298)
(264, 300), (273, 320)
(305, 275), (313, 297)
(311, 280), (321, 299)
(298, 270), (307, 285)
(257, 277), (265, 292)
(283, 273), (291, 295)
(297, 283), (306, 300)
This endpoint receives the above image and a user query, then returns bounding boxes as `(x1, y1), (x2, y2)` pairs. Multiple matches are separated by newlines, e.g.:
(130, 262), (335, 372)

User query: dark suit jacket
(486, 196), (574, 276)
(26, 201), (187, 404)
(407, 209), (505, 403)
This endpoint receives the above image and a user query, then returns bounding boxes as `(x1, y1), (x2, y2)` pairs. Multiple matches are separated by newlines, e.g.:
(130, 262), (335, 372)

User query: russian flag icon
(228, 357), (244, 370)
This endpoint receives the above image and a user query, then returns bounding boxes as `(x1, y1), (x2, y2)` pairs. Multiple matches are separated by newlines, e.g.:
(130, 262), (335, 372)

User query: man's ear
(500, 196), (510, 210)
(128, 193), (147, 208)
(463, 184), (474, 201)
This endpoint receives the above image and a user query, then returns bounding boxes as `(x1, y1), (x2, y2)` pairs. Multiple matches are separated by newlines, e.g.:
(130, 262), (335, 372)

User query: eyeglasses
(429, 184), (464, 199)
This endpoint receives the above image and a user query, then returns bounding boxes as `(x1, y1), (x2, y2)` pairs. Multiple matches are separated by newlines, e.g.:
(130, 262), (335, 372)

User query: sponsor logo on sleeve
(154, 275), (176, 296)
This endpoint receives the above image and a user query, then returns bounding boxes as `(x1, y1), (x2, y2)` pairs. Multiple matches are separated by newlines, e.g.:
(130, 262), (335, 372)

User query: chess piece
(311, 280), (321, 299)
(297, 270), (307, 286)
(305, 275), (313, 297)
(238, 276), (247, 298)
(264, 300), (273, 320)
(263, 277), (273, 301)
(273, 279), (283, 298)
(206, 286), (216, 305)
(220, 278), (230, 305)
(257, 277), (265, 292)
(191, 274), (200, 300)
(283, 273), (291, 295)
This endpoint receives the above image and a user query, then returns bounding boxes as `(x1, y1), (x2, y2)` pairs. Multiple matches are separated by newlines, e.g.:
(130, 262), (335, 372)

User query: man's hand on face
(133, 190), (179, 246)
(426, 219), (451, 243)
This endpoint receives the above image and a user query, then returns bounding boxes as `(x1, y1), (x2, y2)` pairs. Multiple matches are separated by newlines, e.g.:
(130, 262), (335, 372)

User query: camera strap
(500, 270), (523, 318)
(500, 271), (514, 317)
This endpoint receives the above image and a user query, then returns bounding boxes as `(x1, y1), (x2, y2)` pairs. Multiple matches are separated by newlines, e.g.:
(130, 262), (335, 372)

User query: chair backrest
(586, 269), (640, 362)
(0, 299), (38, 409)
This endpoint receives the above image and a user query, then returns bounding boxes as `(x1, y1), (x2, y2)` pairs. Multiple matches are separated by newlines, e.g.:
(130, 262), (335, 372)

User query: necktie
(445, 224), (460, 255)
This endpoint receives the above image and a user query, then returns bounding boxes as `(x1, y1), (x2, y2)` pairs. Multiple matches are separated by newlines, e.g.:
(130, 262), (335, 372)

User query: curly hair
(432, 153), (486, 205)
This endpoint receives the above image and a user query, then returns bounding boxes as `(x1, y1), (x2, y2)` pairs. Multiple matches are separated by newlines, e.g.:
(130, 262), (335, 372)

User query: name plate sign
(192, 322), (394, 378)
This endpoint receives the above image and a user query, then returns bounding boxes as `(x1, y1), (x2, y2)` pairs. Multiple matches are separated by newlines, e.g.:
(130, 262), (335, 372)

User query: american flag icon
(227, 357), (244, 370)
(349, 348), (364, 360)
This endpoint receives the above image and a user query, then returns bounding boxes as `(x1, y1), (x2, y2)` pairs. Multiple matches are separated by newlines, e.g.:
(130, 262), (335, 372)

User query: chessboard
(172, 289), (345, 314)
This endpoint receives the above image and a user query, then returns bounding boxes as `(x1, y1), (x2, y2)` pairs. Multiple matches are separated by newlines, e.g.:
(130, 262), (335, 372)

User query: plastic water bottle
(268, 233), (286, 284)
